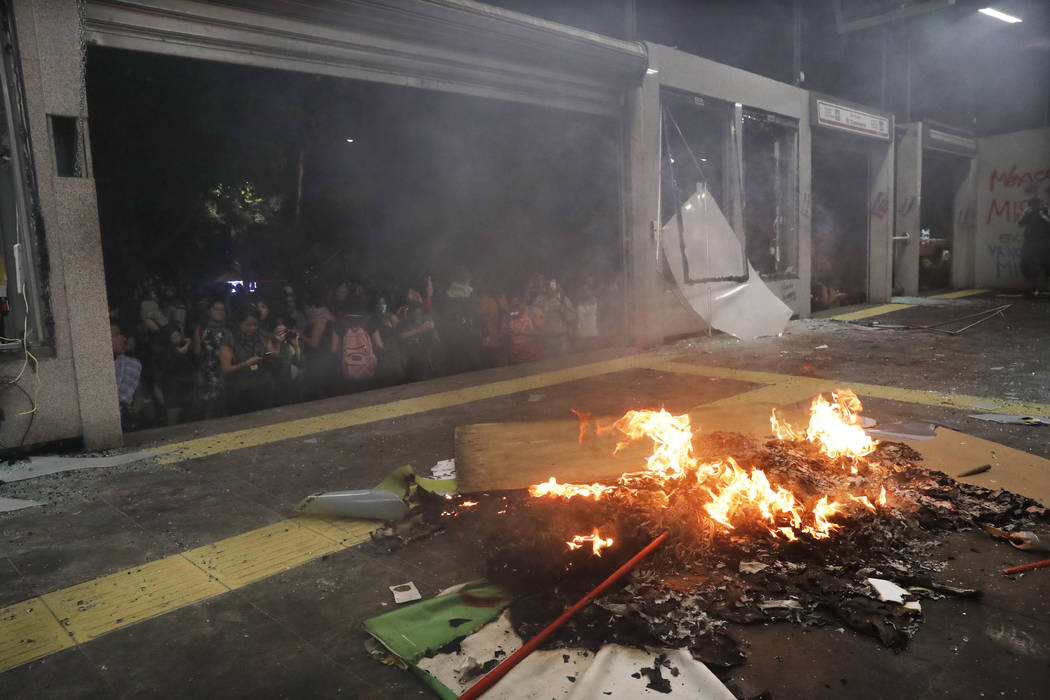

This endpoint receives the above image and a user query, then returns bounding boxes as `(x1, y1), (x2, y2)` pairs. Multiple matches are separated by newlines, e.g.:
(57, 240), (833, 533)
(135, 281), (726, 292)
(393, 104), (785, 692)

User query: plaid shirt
(114, 354), (142, 406)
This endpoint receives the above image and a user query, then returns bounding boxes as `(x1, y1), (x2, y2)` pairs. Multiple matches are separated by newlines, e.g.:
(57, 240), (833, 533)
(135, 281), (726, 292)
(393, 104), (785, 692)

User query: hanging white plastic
(662, 188), (791, 340)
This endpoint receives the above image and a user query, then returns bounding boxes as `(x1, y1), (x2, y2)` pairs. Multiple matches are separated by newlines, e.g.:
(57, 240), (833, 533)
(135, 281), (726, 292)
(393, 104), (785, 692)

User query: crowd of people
(110, 267), (620, 430)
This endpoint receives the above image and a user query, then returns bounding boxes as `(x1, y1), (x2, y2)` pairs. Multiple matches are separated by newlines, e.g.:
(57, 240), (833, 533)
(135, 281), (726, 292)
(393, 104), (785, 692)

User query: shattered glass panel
(743, 109), (799, 278)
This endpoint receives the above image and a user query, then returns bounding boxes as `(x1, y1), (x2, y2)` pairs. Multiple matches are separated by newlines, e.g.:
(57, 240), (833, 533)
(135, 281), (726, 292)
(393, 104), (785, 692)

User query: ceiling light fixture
(978, 8), (1022, 23)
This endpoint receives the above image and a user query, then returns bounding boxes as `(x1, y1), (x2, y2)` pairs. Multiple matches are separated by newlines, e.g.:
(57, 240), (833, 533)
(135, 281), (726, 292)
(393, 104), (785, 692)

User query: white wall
(975, 127), (1050, 288)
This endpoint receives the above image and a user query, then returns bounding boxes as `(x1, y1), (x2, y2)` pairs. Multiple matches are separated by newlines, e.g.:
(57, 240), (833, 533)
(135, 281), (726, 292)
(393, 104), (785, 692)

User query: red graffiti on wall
(986, 197), (1043, 224)
(898, 194), (919, 217)
(871, 191), (889, 219)
(989, 164), (1050, 192)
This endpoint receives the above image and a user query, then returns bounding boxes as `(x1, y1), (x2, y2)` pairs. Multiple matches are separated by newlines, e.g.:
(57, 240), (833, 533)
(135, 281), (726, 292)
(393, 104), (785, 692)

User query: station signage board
(814, 98), (891, 140)
(924, 125), (976, 157)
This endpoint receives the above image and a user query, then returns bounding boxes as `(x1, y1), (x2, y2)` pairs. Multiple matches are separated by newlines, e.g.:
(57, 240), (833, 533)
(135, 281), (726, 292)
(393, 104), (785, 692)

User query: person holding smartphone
(220, 307), (278, 415)
(272, 321), (304, 404)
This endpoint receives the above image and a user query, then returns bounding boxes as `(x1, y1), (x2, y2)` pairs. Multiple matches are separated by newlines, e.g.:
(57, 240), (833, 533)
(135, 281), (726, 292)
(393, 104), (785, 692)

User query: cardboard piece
(455, 419), (653, 493)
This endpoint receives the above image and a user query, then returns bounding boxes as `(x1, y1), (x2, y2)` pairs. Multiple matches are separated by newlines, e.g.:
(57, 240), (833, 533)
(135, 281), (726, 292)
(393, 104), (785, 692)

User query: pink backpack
(341, 326), (376, 380)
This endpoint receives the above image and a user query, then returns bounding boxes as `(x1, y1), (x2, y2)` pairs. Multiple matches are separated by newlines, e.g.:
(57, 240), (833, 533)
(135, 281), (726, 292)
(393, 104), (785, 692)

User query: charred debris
(373, 432), (1047, 674)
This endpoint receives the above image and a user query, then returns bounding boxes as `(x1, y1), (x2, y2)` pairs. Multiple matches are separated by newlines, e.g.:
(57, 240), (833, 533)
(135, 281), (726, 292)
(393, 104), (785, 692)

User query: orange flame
(702, 457), (803, 538)
(849, 495), (877, 512)
(531, 392), (887, 554)
(570, 409), (592, 445)
(771, 390), (876, 460)
(566, 528), (614, 556)
(611, 409), (696, 480)
(805, 496), (843, 539)
(529, 477), (615, 500)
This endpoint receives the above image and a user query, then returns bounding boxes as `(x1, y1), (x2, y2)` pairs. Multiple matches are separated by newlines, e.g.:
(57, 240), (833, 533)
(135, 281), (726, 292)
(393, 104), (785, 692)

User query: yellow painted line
(0, 598), (73, 672)
(930, 288), (987, 299)
(0, 514), (375, 673)
(148, 355), (650, 464)
(642, 359), (1050, 418)
(827, 303), (914, 321)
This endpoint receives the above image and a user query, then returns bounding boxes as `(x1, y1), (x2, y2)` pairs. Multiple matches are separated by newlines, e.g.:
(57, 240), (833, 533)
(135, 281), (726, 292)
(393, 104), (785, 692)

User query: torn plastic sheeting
(416, 610), (734, 700)
(297, 489), (409, 520)
(0, 450), (156, 483)
(297, 464), (457, 520)
(373, 464), (457, 498)
(864, 421), (945, 441)
(662, 189), (791, 341)
(0, 496), (43, 513)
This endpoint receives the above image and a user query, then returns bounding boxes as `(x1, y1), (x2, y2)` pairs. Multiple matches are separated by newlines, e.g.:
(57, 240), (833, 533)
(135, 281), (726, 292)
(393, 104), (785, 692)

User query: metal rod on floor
(945, 307), (1009, 335)
(919, 304), (1011, 329)
(853, 304), (1011, 335)
(457, 531), (670, 700)
(1003, 558), (1050, 575)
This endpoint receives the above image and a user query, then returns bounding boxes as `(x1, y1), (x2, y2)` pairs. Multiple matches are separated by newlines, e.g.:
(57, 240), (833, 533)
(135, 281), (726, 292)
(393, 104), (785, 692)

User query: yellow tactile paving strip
(828, 288), (988, 321)
(0, 599), (74, 670)
(183, 521), (341, 590)
(42, 557), (228, 642)
(0, 515), (372, 672)
(829, 303), (915, 321)
(4, 330), (1045, 675)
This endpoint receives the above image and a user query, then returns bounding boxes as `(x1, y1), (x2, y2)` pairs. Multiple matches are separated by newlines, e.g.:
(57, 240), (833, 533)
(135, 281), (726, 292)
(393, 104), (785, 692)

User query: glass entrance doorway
(811, 134), (869, 311)
(918, 150), (971, 292)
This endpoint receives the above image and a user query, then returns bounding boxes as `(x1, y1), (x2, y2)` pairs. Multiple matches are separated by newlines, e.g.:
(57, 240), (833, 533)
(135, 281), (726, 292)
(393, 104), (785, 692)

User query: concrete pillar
(624, 73), (663, 347)
(867, 138), (895, 303)
(797, 108), (812, 317)
(894, 123), (922, 297)
(11, 0), (122, 449)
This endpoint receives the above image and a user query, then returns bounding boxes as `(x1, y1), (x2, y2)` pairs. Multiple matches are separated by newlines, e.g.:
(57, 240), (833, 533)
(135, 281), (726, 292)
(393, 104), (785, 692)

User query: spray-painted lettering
(898, 194), (918, 217)
(985, 198), (1033, 224)
(989, 164), (1050, 192)
(986, 243), (1022, 279)
(957, 200), (976, 226)
(871, 191), (889, 219)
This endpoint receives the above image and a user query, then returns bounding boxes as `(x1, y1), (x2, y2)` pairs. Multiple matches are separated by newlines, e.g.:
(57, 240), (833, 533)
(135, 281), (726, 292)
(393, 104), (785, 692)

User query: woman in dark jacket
(220, 308), (278, 415)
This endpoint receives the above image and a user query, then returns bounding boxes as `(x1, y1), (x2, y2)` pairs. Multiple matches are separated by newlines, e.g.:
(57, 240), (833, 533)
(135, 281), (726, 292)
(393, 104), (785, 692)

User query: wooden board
(455, 418), (654, 493)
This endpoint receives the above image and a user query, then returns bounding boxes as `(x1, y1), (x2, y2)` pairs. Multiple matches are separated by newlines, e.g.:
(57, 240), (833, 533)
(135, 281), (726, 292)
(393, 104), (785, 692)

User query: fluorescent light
(345, 138), (355, 143)
(646, 68), (659, 75)
(978, 8), (1022, 23)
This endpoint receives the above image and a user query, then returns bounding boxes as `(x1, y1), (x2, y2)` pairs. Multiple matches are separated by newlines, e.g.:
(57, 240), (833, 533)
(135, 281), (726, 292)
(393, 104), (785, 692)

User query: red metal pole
(1003, 558), (1050, 575)
(458, 531), (669, 700)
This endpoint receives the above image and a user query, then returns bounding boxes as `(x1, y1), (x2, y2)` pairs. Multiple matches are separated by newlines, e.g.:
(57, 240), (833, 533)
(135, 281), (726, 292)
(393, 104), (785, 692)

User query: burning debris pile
(439, 391), (1047, 667)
